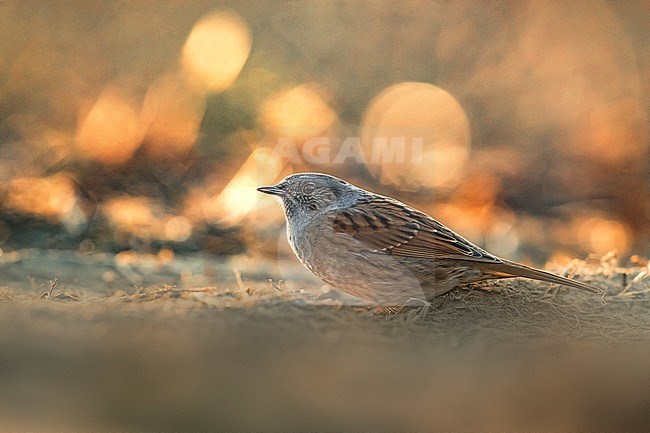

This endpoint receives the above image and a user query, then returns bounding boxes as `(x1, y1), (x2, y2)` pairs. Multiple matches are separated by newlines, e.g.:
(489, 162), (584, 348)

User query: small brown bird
(258, 173), (601, 306)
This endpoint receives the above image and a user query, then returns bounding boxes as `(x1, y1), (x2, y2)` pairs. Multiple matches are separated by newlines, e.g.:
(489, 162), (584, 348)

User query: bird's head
(257, 172), (355, 221)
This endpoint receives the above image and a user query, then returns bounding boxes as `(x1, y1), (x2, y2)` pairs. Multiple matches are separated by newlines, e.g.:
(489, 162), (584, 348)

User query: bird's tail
(480, 259), (602, 294)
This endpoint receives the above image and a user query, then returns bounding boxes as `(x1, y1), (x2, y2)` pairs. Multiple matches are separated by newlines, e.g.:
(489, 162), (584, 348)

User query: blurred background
(0, 0), (648, 266)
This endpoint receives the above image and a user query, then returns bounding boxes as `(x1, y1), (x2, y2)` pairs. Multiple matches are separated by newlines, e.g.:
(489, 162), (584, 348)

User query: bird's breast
(286, 215), (430, 304)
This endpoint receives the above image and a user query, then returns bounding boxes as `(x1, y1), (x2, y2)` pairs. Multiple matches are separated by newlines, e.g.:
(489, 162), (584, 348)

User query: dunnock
(258, 173), (601, 305)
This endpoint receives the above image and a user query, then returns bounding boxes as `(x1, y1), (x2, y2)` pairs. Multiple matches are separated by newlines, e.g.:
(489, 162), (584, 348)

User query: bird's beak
(257, 185), (286, 197)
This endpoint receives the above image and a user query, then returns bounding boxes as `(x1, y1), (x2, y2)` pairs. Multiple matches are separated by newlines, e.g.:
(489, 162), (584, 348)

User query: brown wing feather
(331, 197), (502, 264)
(329, 195), (602, 294)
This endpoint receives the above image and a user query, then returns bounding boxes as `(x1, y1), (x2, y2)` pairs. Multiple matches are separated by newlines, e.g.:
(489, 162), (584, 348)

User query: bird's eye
(302, 182), (315, 194)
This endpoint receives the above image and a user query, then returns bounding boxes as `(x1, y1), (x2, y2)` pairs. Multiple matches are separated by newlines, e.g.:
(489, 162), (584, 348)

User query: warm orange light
(76, 87), (143, 165)
(103, 196), (157, 236)
(103, 196), (194, 241)
(4, 174), (77, 221)
(140, 72), (207, 157)
(360, 82), (470, 190)
(453, 171), (501, 206)
(204, 175), (258, 227)
(114, 250), (140, 266)
(114, 250), (176, 267)
(574, 98), (647, 164)
(548, 252), (574, 267)
(158, 248), (175, 264)
(434, 202), (516, 253)
(260, 84), (336, 141)
(577, 217), (631, 255)
(181, 11), (251, 92)
(196, 147), (283, 227)
(163, 216), (193, 242)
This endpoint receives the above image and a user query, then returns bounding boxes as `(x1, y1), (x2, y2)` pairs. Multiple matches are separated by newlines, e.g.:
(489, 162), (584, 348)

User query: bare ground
(0, 249), (649, 432)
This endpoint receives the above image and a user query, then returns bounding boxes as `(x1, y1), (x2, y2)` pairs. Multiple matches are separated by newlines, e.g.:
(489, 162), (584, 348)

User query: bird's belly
(291, 224), (435, 305)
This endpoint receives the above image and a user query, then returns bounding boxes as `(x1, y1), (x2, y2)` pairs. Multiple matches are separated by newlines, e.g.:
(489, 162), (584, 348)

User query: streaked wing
(330, 196), (502, 264)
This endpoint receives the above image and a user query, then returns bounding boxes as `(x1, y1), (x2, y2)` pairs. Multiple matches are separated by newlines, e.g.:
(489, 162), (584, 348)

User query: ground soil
(1, 249), (649, 432)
